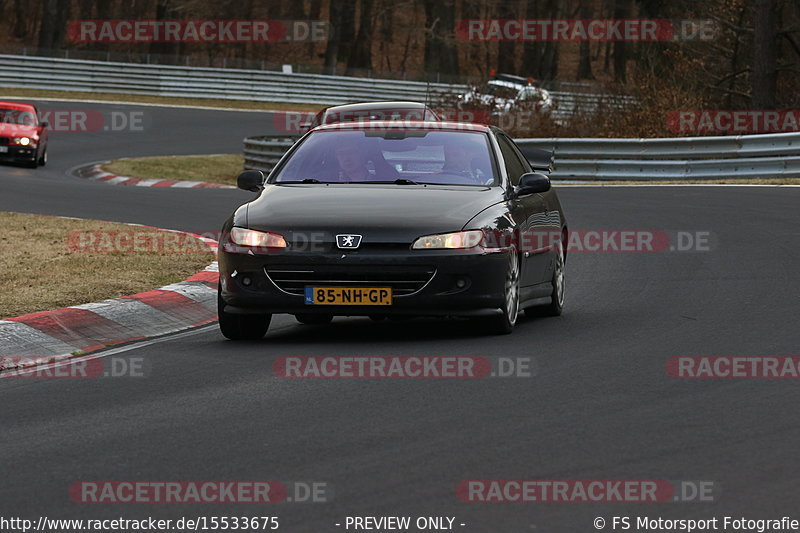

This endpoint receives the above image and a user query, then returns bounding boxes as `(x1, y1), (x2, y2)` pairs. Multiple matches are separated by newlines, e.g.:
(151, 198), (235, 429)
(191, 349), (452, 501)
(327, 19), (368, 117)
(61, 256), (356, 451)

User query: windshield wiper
(358, 178), (421, 185)
(278, 178), (323, 184)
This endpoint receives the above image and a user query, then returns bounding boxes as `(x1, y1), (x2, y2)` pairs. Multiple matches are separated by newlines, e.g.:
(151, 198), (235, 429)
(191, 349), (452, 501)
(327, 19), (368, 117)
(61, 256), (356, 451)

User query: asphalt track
(1, 100), (800, 531)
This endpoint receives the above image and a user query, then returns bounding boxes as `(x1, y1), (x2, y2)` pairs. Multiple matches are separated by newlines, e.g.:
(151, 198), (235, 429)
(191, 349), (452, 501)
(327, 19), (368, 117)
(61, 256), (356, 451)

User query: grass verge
(0, 87), (326, 112)
(102, 154), (243, 186)
(0, 212), (214, 318)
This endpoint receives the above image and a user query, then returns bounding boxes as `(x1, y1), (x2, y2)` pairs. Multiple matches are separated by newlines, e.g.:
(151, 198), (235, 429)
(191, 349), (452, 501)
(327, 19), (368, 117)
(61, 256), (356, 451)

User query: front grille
(0, 137), (9, 145)
(265, 264), (436, 297)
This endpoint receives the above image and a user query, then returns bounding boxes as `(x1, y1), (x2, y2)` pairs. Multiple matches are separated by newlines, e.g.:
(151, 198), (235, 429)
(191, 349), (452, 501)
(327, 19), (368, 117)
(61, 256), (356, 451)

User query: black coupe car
(218, 121), (567, 339)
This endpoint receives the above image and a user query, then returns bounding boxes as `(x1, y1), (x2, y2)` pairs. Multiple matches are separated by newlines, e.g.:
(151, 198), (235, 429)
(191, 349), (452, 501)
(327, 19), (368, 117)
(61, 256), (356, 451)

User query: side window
(496, 134), (530, 186)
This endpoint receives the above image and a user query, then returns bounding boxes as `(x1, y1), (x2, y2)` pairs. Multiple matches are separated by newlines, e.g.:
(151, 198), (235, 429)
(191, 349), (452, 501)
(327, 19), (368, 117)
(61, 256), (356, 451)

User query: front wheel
(218, 290), (271, 340)
(485, 248), (520, 335)
(38, 148), (47, 167)
(528, 244), (565, 317)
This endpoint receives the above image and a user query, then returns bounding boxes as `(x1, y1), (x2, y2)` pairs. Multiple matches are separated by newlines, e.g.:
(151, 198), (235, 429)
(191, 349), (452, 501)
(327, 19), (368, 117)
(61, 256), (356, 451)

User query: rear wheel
(295, 313), (333, 325)
(218, 290), (271, 340)
(485, 248), (520, 335)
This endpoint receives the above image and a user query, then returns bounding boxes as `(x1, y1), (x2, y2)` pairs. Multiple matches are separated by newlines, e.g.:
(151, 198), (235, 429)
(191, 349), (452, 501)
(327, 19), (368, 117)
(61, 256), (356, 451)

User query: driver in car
(334, 142), (372, 181)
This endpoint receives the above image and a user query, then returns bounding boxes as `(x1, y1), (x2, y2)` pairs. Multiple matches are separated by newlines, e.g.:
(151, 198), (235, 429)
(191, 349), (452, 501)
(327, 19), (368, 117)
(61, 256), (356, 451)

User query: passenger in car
(333, 141), (399, 182)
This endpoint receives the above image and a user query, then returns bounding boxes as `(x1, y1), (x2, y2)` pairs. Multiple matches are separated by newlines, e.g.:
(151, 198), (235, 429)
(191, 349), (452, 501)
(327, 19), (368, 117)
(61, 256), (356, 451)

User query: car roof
(0, 101), (36, 112)
(494, 73), (530, 85)
(487, 79), (524, 90)
(313, 120), (492, 133)
(322, 101), (433, 113)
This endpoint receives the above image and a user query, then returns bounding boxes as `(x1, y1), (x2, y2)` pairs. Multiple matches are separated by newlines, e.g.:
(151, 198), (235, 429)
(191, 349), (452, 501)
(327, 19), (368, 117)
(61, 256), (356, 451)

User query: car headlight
(13, 137), (32, 146)
(412, 230), (483, 250)
(230, 227), (287, 248)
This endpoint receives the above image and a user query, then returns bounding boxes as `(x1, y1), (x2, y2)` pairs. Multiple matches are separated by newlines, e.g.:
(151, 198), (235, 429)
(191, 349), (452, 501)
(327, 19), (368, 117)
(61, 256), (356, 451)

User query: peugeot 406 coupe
(217, 121), (567, 339)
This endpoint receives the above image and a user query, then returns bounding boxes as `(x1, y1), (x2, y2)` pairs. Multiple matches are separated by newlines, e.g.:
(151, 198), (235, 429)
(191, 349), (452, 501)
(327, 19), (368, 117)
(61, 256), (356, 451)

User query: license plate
(305, 286), (392, 306)
(0, 147), (7, 153)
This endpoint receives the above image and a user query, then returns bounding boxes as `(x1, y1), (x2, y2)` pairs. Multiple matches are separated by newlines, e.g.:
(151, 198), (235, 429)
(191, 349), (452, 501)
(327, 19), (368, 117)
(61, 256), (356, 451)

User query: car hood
(242, 184), (505, 243)
(0, 124), (38, 137)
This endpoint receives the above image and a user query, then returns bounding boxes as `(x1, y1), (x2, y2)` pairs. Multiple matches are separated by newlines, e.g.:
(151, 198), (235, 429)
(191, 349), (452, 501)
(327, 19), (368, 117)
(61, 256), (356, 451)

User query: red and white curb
(79, 162), (235, 189)
(0, 227), (220, 372)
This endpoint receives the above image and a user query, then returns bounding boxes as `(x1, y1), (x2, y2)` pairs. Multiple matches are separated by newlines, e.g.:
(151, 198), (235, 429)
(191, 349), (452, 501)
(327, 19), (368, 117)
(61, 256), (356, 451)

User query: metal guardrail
(244, 136), (299, 172)
(244, 132), (800, 180)
(516, 132), (800, 180)
(0, 54), (459, 105)
(0, 54), (627, 118)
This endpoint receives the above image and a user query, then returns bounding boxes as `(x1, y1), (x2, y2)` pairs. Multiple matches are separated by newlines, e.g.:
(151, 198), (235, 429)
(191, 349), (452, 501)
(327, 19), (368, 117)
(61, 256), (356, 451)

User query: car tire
(218, 290), (271, 340)
(485, 248), (520, 335)
(543, 242), (565, 316)
(527, 242), (565, 317)
(295, 313), (333, 325)
(38, 148), (47, 167)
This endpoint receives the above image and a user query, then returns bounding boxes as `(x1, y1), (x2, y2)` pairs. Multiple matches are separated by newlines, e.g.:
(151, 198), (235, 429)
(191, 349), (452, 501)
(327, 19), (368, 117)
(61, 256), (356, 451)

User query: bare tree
(752, 0), (777, 108)
(37, 0), (70, 53)
(423, 0), (459, 78)
(347, 0), (377, 74)
(612, 0), (632, 83)
(577, 1), (594, 79)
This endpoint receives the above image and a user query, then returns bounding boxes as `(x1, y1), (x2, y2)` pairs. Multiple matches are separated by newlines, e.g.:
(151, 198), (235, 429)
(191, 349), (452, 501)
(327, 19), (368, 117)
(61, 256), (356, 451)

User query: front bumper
(0, 145), (37, 163)
(218, 247), (509, 317)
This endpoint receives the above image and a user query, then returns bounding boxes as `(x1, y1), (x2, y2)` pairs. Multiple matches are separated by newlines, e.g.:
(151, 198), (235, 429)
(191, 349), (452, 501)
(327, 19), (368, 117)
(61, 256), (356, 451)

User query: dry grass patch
(0, 88), (326, 113)
(0, 212), (214, 318)
(102, 154), (243, 185)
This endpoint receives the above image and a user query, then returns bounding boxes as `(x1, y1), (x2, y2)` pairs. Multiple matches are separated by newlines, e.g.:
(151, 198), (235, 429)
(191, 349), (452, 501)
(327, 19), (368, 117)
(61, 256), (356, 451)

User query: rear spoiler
(518, 147), (554, 173)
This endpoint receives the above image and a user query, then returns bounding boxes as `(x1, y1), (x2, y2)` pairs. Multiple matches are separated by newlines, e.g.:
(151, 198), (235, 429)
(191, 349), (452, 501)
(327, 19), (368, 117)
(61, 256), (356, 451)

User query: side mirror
(514, 172), (551, 197)
(39, 120), (49, 128)
(237, 169), (265, 192)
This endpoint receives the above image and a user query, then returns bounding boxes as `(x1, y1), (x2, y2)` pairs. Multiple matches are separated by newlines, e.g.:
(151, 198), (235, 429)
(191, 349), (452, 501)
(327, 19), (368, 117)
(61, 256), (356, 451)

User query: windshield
(479, 83), (519, 100)
(0, 108), (37, 126)
(272, 129), (497, 186)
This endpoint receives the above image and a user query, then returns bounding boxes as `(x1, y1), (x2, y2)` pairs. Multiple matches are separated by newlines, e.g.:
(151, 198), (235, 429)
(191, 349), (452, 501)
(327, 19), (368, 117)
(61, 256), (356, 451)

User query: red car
(0, 101), (48, 168)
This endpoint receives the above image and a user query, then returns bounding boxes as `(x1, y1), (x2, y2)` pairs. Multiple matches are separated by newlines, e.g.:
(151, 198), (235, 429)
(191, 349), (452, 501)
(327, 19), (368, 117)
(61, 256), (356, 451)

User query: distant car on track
(301, 101), (441, 132)
(0, 101), (48, 168)
(217, 120), (567, 340)
(458, 74), (554, 117)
